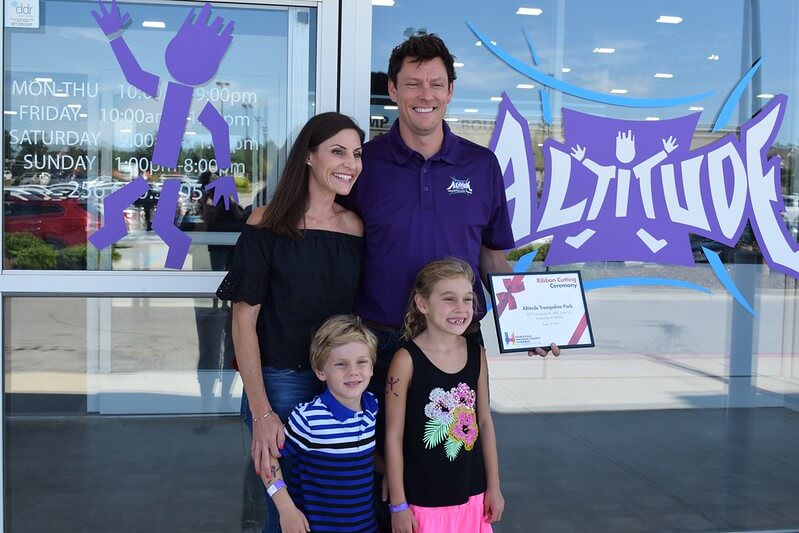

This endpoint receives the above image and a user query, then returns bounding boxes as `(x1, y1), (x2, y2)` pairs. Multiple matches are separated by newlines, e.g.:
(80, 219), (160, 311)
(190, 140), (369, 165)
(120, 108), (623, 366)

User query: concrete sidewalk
(6, 407), (799, 532)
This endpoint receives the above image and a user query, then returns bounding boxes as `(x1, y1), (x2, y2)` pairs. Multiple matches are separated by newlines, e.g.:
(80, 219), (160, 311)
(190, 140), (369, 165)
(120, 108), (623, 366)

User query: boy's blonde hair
(402, 257), (477, 340)
(310, 314), (378, 372)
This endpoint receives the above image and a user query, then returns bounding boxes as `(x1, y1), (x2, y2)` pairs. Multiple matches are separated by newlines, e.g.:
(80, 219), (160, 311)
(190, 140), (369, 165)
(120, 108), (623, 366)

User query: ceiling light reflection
(516, 7), (543, 16)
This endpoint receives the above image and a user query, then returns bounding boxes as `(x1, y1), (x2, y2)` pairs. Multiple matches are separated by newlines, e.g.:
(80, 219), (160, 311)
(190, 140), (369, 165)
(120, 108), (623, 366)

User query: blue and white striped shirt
(284, 389), (378, 533)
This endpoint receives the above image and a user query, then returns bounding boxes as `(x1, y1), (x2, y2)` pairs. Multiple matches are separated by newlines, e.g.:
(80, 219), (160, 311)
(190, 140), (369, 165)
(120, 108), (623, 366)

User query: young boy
(264, 314), (379, 533)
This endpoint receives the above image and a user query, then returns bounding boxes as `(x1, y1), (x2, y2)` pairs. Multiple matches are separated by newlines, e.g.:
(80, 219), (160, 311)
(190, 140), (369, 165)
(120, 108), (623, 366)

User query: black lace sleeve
(215, 225), (271, 305)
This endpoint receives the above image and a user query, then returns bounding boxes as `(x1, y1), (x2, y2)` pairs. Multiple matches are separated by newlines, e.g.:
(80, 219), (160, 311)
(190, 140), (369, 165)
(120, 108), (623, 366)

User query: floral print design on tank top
(422, 383), (479, 461)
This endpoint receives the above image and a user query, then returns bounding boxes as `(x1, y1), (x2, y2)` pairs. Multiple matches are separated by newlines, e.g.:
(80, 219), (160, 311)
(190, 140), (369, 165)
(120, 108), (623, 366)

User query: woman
(216, 112), (365, 533)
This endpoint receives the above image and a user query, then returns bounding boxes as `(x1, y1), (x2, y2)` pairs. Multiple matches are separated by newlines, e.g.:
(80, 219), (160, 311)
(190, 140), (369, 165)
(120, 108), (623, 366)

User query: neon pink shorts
(410, 492), (493, 533)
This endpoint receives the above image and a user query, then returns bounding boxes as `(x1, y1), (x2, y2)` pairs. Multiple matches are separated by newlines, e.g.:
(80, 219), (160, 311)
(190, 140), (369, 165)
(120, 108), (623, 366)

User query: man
(349, 34), (558, 379)
(345, 34), (558, 530)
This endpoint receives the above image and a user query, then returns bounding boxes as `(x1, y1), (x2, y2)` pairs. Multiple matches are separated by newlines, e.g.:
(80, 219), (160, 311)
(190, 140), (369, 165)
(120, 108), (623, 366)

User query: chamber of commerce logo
(504, 332), (516, 345)
(447, 177), (473, 195)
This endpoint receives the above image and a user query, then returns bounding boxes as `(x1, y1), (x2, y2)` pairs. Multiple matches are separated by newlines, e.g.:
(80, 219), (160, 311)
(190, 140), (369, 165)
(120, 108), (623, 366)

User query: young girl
(385, 258), (504, 533)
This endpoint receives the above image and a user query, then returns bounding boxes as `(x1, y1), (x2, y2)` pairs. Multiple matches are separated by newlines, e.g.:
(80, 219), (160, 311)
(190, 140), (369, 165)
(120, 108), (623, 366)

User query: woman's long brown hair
(256, 112), (365, 238)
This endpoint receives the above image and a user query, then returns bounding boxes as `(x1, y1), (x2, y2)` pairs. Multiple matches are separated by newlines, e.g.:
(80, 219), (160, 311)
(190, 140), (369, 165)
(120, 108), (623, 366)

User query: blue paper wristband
(389, 502), (409, 513)
(267, 479), (286, 498)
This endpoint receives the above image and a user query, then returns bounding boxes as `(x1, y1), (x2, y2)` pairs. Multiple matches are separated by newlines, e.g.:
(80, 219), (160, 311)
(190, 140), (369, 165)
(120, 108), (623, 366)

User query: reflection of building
(2, 0), (799, 531)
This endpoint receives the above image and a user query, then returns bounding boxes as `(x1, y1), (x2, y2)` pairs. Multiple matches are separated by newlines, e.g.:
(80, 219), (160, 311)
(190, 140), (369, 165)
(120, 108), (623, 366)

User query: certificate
(488, 271), (594, 353)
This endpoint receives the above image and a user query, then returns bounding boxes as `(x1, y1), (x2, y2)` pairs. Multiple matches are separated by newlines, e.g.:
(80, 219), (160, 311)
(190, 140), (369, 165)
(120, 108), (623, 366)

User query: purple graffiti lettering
(89, 177), (149, 250)
(489, 93), (538, 246)
(538, 107), (702, 265)
(740, 96), (799, 279)
(205, 175), (239, 210)
(151, 180), (191, 270)
(491, 94), (798, 279)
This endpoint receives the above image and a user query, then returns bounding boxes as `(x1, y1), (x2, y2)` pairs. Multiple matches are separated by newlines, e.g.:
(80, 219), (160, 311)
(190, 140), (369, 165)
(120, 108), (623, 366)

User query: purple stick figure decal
(92, 0), (233, 168)
(88, 177), (149, 250)
(90, 0), (236, 269)
(151, 180), (191, 270)
(205, 176), (239, 210)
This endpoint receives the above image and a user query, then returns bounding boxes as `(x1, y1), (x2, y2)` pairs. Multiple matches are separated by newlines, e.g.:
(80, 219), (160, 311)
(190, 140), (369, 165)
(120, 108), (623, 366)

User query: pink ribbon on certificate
(567, 313), (588, 345)
(495, 275), (526, 318)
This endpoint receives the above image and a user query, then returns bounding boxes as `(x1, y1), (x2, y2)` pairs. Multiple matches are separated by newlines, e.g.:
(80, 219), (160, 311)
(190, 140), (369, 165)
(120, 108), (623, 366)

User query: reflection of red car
(4, 193), (98, 248)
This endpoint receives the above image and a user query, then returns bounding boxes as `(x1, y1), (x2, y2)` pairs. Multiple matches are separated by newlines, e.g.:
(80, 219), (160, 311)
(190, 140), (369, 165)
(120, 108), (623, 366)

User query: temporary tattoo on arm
(386, 376), (400, 397)
(264, 465), (281, 487)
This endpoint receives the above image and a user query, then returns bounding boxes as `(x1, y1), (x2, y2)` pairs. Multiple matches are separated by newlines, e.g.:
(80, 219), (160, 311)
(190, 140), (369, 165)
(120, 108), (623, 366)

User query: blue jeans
(241, 366), (322, 533)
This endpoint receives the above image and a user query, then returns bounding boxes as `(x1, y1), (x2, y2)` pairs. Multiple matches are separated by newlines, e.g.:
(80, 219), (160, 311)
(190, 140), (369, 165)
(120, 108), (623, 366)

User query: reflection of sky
(371, 0), (797, 145)
(4, 0), (317, 170)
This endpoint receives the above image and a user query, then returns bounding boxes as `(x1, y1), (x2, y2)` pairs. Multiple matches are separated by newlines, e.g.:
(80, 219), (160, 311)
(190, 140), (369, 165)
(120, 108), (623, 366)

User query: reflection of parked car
(4, 193), (99, 248)
(18, 171), (51, 185)
(690, 236), (731, 263)
(782, 194), (799, 221)
(782, 194), (799, 240)
(690, 224), (763, 264)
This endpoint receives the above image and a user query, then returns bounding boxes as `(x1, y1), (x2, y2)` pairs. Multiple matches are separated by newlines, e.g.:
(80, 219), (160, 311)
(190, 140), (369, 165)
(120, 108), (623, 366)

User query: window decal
(88, 1), (236, 269)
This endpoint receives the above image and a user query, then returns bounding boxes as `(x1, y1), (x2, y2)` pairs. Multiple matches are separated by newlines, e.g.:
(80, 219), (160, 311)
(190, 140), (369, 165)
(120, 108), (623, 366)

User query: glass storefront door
(1, 1), (340, 529)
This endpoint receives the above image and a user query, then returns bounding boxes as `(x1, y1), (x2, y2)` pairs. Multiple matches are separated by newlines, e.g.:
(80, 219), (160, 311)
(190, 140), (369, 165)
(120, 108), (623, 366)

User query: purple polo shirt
(347, 120), (514, 328)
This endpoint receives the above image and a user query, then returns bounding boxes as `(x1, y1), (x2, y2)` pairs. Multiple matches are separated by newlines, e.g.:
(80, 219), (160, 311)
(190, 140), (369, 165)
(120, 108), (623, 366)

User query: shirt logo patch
(447, 177), (472, 195)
